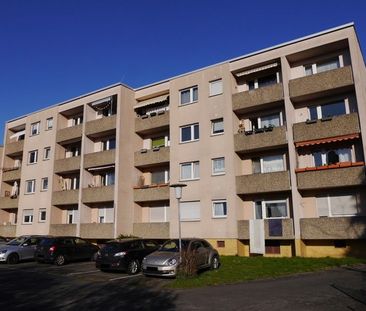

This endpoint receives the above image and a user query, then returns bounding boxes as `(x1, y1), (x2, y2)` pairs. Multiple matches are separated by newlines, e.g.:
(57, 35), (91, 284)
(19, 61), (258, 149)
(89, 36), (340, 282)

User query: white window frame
(43, 147), (51, 160)
(316, 194), (359, 217)
(180, 123), (199, 143)
(28, 150), (38, 164)
(25, 179), (36, 194)
(180, 161), (200, 181)
(149, 205), (168, 223)
(212, 200), (227, 218)
(248, 72), (280, 90)
(180, 201), (200, 221)
(39, 209), (47, 222)
(41, 177), (48, 191)
(179, 86), (198, 106)
(254, 199), (289, 219)
(209, 79), (223, 96)
(312, 147), (354, 167)
(308, 99), (348, 120)
(23, 209), (34, 224)
(46, 117), (53, 130)
(66, 209), (78, 224)
(254, 154), (286, 174)
(211, 118), (224, 135)
(30, 122), (40, 136)
(212, 157), (225, 175)
(71, 115), (83, 126)
(303, 55), (342, 76)
(250, 112), (283, 130)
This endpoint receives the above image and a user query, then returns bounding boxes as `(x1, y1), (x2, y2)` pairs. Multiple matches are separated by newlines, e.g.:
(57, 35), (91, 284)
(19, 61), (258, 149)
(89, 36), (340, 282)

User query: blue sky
(1, 0), (366, 144)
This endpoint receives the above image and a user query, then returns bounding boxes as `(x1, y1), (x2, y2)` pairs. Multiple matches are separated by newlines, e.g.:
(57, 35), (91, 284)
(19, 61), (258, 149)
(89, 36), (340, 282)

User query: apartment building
(0, 23), (365, 258)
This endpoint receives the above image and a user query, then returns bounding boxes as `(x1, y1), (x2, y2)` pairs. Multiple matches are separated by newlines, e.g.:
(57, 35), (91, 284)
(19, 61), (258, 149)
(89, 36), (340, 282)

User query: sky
(1, 0), (366, 144)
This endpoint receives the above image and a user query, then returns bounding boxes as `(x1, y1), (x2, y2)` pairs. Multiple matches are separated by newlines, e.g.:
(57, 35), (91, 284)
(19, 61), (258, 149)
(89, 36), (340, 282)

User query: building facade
(1, 23), (365, 257)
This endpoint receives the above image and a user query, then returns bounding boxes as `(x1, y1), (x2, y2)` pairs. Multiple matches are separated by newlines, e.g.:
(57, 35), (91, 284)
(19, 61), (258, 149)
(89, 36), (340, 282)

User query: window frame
(303, 56), (341, 76)
(41, 177), (48, 191)
(179, 85), (198, 106)
(46, 117), (53, 130)
(22, 209), (34, 224)
(180, 201), (201, 222)
(211, 118), (224, 136)
(212, 200), (227, 218)
(212, 157), (225, 176)
(180, 161), (200, 181)
(28, 150), (38, 165)
(30, 122), (40, 136)
(25, 179), (36, 194)
(209, 79), (223, 97)
(308, 99), (348, 120)
(254, 199), (289, 219)
(39, 209), (47, 222)
(316, 193), (359, 217)
(180, 123), (199, 143)
(43, 147), (51, 160)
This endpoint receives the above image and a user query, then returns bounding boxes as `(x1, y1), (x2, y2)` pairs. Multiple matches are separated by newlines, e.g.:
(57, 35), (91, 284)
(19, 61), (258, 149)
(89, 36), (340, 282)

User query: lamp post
(170, 183), (187, 259)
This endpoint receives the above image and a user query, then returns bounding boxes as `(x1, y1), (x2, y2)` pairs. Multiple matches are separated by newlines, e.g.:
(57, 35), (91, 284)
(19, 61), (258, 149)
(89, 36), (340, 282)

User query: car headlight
(167, 258), (177, 266)
(0, 250), (7, 254)
(114, 251), (127, 257)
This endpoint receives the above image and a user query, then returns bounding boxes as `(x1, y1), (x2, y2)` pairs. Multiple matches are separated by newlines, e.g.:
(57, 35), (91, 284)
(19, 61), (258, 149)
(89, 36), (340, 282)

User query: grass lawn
(168, 256), (366, 289)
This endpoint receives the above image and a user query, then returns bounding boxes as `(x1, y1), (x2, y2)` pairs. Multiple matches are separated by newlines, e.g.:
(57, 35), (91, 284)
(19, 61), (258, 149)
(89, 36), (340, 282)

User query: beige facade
(1, 23), (365, 257)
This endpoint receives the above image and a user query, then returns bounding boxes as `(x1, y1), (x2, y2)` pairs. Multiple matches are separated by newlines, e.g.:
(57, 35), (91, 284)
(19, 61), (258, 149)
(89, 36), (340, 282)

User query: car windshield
(160, 240), (190, 252)
(39, 238), (56, 246)
(7, 236), (28, 246)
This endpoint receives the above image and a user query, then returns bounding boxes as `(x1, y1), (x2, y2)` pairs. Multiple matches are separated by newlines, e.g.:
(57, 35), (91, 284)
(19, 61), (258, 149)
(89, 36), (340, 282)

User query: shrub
(177, 249), (198, 278)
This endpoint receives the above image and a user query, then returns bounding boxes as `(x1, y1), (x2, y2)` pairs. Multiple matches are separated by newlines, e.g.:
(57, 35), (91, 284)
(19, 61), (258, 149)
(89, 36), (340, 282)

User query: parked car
(0, 236), (10, 246)
(0, 235), (45, 264)
(142, 238), (220, 277)
(34, 236), (99, 266)
(96, 239), (159, 274)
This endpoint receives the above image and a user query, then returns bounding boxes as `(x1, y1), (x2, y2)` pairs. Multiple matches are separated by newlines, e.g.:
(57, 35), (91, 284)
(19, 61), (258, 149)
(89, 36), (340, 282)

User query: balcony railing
(237, 219), (294, 240)
(236, 171), (291, 195)
(289, 66), (354, 101)
(83, 149), (116, 169)
(133, 222), (170, 239)
(134, 147), (170, 168)
(54, 157), (81, 174)
(5, 140), (24, 156)
(0, 197), (18, 209)
(85, 115), (116, 138)
(135, 111), (170, 135)
(80, 223), (114, 239)
(82, 185), (114, 204)
(52, 190), (79, 206)
(49, 224), (77, 236)
(0, 224), (16, 237)
(232, 83), (283, 114)
(133, 184), (170, 203)
(2, 167), (21, 182)
(56, 124), (82, 144)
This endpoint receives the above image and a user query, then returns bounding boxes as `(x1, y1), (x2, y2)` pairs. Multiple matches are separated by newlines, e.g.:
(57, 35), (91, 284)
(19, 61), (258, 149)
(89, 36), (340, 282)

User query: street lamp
(170, 183), (187, 259)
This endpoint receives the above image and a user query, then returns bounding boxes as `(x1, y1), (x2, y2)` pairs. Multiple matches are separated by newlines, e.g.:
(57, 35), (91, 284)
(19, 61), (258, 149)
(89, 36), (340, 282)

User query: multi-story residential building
(0, 23), (365, 257)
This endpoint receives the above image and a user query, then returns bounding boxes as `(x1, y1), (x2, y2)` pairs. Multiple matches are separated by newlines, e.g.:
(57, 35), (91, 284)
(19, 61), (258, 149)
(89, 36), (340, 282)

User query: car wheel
(55, 254), (66, 266)
(210, 255), (219, 270)
(127, 259), (140, 275)
(7, 253), (19, 264)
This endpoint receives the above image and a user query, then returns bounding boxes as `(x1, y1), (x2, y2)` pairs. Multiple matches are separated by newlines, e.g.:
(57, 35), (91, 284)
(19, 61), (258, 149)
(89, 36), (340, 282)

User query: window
(312, 147), (352, 167)
(308, 101), (346, 120)
(151, 170), (169, 184)
(71, 115), (83, 126)
(317, 193), (359, 217)
(23, 209), (34, 224)
(209, 79), (223, 96)
(180, 86), (198, 105)
(211, 118), (224, 135)
(248, 73), (278, 90)
(152, 136), (166, 148)
(61, 176), (80, 190)
(180, 161), (200, 180)
(180, 201), (200, 221)
(249, 112), (282, 130)
(102, 138), (116, 151)
(180, 123), (199, 143)
(43, 147), (51, 160)
(149, 206), (168, 223)
(30, 122), (40, 136)
(252, 155), (285, 173)
(212, 200), (227, 218)
(212, 157), (225, 175)
(25, 180), (36, 194)
(255, 200), (288, 219)
(28, 150), (38, 164)
(66, 209), (78, 224)
(46, 118), (53, 130)
(98, 206), (114, 223)
(305, 57), (340, 76)
(39, 209), (46, 222)
(41, 177), (48, 191)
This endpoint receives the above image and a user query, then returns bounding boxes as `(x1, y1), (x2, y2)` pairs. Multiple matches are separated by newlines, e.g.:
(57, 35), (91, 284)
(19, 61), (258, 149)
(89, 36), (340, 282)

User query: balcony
(56, 124), (83, 144)
(236, 171), (291, 195)
(52, 190), (79, 206)
(232, 83), (284, 114)
(54, 157), (81, 174)
(234, 126), (287, 154)
(296, 164), (365, 191)
(80, 223), (114, 239)
(85, 115), (116, 138)
(0, 197), (18, 209)
(134, 147), (170, 168)
(82, 185), (114, 204)
(5, 140), (24, 156)
(293, 113), (360, 144)
(133, 222), (170, 239)
(49, 224), (77, 236)
(135, 111), (170, 135)
(300, 217), (366, 239)
(134, 184), (170, 203)
(2, 168), (21, 182)
(84, 150), (115, 169)
(0, 224), (16, 237)
(289, 66), (354, 102)
(237, 219), (294, 240)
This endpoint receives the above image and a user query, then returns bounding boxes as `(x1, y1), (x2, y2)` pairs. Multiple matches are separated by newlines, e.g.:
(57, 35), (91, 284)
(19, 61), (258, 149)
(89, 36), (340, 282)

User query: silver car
(0, 235), (44, 264)
(142, 238), (220, 277)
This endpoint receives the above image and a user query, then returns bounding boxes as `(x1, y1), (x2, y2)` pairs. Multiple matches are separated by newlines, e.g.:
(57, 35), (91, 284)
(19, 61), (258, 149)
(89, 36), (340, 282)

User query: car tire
(55, 254), (66, 266)
(210, 255), (219, 270)
(7, 253), (19, 264)
(127, 259), (140, 275)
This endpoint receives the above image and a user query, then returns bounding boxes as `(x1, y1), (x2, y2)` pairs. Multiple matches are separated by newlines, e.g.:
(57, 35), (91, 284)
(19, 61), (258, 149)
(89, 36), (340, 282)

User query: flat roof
(7, 22), (355, 124)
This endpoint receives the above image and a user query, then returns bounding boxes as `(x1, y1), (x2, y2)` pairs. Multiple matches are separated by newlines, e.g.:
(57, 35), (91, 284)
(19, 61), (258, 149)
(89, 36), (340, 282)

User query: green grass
(168, 256), (366, 289)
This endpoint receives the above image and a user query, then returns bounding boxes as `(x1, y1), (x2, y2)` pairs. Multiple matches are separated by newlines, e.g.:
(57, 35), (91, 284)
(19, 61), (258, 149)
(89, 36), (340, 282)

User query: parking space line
(108, 274), (142, 281)
(67, 270), (100, 276)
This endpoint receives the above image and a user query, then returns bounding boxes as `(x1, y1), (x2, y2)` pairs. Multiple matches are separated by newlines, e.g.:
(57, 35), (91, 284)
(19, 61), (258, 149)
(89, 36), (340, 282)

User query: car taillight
(49, 246), (56, 252)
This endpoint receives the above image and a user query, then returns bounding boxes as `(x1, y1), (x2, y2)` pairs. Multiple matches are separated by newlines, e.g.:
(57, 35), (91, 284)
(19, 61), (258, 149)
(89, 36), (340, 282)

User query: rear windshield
(39, 238), (56, 246)
(103, 242), (127, 252)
